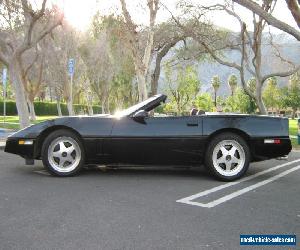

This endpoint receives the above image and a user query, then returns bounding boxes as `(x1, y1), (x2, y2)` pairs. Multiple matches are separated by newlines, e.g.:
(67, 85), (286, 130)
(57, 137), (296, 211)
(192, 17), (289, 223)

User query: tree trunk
(87, 105), (94, 116)
(105, 100), (110, 114)
(49, 87), (53, 102)
(292, 108), (296, 119)
(103, 84), (110, 114)
(9, 61), (30, 128)
(214, 91), (217, 107)
(150, 71), (159, 96)
(136, 71), (148, 101)
(150, 54), (162, 97)
(86, 94), (94, 115)
(28, 99), (36, 121)
(150, 38), (184, 97)
(101, 99), (106, 114)
(67, 98), (74, 116)
(56, 99), (62, 116)
(255, 87), (267, 114)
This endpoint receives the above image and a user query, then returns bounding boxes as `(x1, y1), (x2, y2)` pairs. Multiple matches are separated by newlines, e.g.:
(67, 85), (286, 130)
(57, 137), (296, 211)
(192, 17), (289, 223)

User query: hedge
(0, 100), (102, 116)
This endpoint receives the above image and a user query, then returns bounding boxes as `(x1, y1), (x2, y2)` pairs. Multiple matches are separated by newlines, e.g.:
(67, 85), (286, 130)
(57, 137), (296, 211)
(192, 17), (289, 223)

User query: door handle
(187, 123), (198, 127)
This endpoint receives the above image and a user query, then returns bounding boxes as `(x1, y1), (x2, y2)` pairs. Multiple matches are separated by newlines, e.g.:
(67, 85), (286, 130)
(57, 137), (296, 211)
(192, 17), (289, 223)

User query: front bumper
(4, 137), (36, 159)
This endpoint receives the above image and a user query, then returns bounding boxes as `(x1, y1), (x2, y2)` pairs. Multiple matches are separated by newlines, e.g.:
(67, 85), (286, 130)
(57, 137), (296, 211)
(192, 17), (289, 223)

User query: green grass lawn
(0, 116), (57, 130)
(1, 116), (300, 149)
(289, 119), (299, 149)
(289, 119), (297, 136)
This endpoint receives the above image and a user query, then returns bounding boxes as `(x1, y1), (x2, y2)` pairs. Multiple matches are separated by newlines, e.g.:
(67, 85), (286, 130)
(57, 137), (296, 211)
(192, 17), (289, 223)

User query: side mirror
(132, 110), (148, 122)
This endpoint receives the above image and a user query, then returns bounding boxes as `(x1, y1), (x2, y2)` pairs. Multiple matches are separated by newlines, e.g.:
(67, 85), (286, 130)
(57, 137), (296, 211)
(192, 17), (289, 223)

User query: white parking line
(177, 159), (300, 208)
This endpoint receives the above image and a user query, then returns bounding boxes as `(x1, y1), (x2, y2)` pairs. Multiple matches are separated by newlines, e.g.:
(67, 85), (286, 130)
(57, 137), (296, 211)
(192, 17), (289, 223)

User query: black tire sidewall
(41, 129), (85, 176)
(205, 133), (250, 181)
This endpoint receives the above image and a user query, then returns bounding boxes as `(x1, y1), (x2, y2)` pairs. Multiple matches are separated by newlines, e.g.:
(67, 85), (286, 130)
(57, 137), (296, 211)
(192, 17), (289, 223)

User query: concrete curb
(0, 141), (5, 150)
(0, 128), (14, 150)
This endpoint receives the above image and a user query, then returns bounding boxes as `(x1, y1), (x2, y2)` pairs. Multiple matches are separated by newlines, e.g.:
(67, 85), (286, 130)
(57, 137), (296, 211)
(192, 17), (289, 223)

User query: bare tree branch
(0, 50), (8, 66)
(23, 48), (39, 79)
(233, 0), (300, 41)
(151, 35), (185, 95)
(267, 27), (295, 67)
(285, 0), (300, 27)
(262, 65), (300, 83)
(19, 11), (63, 55)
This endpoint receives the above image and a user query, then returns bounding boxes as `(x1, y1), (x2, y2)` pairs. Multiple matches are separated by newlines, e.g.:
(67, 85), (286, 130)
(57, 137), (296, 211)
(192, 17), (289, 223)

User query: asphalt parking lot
(0, 150), (299, 250)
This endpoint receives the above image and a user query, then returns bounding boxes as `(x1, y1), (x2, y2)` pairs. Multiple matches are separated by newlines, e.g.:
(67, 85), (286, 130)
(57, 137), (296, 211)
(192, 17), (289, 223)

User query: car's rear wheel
(205, 132), (250, 181)
(42, 130), (85, 176)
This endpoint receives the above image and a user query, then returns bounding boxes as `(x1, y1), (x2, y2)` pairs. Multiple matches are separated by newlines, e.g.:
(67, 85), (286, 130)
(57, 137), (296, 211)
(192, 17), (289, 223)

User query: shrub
(0, 100), (18, 115)
(0, 100), (102, 116)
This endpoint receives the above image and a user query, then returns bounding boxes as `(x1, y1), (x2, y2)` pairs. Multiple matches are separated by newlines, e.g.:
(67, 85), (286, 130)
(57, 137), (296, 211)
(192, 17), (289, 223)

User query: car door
(105, 116), (205, 165)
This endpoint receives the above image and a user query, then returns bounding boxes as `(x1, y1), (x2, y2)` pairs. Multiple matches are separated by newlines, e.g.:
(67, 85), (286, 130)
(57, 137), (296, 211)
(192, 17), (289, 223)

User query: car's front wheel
(205, 132), (250, 181)
(41, 130), (85, 176)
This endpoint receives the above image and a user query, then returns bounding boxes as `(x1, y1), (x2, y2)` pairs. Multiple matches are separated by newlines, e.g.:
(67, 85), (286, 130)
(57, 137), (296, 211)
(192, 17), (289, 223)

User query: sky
(47, 0), (297, 33)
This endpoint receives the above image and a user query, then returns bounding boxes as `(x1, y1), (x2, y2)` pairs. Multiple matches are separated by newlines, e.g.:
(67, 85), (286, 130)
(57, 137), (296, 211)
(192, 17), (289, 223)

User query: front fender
(8, 120), (54, 139)
(5, 120), (54, 159)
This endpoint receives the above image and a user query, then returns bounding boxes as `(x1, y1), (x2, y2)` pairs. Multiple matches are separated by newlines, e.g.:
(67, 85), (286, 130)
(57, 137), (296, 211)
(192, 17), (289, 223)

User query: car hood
(9, 114), (115, 139)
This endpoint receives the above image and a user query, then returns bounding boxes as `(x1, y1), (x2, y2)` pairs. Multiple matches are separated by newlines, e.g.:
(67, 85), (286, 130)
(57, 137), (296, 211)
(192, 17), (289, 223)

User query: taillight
(264, 139), (281, 144)
(274, 139), (281, 144)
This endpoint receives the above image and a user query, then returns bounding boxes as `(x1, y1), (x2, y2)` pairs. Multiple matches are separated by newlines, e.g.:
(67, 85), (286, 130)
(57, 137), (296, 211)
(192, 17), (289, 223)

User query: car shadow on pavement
(85, 165), (210, 178)
(24, 162), (214, 181)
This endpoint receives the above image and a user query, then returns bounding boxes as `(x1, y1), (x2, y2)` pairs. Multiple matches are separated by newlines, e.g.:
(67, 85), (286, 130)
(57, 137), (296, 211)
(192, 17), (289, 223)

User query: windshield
(115, 95), (163, 117)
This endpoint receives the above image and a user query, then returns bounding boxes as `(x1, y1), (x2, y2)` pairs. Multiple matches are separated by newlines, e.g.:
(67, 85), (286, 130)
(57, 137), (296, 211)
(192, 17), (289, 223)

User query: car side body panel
(104, 116), (205, 165)
(4, 113), (292, 165)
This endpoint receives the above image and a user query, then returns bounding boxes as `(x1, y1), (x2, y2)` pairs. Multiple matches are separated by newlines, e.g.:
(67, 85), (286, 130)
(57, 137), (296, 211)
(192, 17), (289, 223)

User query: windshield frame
(115, 94), (167, 117)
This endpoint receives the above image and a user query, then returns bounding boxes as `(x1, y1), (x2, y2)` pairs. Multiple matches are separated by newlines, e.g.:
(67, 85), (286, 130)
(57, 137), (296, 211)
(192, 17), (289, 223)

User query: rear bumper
(4, 137), (36, 159)
(251, 137), (292, 161)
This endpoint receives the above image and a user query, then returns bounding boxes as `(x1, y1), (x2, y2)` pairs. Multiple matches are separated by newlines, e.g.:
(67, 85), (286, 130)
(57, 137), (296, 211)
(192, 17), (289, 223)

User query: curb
(0, 141), (5, 150)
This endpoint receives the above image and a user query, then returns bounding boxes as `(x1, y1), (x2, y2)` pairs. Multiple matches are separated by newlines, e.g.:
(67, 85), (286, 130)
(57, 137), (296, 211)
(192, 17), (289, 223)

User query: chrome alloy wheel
(212, 139), (245, 177)
(48, 136), (81, 173)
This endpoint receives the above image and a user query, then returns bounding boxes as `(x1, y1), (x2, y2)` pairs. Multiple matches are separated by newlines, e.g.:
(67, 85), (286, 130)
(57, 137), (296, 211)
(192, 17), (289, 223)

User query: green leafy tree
(281, 72), (300, 119)
(224, 88), (254, 113)
(278, 87), (289, 111)
(110, 69), (136, 112)
(246, 77), (257, 113)
(263, 77), (280, 112)
(228, 74), (238, 96)
(247, 77), (256, 95)
(211, 75), (221, 107)
(164, 64), (200, 115)
(194, 93), (214, 112)
(81, 14), (136, 113)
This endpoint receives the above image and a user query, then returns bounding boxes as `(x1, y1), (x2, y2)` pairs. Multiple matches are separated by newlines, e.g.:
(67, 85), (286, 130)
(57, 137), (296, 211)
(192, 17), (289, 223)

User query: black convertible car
(5, 94), (292, 181)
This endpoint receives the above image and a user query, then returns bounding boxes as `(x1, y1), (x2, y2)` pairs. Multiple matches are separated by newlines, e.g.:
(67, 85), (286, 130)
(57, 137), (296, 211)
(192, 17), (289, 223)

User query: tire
(41, 129), (85, 177)
(205, 132), (250, 181)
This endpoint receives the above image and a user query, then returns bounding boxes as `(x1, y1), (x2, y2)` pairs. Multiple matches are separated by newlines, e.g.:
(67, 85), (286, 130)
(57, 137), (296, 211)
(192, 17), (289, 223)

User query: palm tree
(228, 74), (238, 96)
(211, 75), (221, 107)
(247, 77), (257, 113)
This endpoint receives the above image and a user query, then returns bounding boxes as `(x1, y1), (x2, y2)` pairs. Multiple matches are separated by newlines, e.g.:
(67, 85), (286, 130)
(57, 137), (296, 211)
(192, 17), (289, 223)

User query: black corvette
(5, 94), (292, 181)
